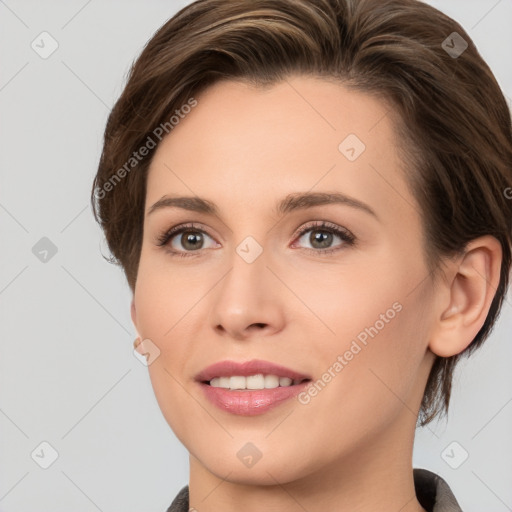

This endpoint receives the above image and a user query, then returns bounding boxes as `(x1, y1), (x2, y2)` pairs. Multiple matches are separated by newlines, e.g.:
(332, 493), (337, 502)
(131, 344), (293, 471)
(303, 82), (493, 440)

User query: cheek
(313, 284), (432, 429)
(133, 249), (205, 336)
(133, 253), (214, 432)
(295, 254), (432, 421)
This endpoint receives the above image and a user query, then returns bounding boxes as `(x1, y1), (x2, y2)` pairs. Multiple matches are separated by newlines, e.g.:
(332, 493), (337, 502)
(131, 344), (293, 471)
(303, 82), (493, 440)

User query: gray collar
(166, 468), (462, 511)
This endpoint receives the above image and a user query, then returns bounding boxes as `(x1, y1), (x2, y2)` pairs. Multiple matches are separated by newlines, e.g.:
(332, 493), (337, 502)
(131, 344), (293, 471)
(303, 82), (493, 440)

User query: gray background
(0, 1), (511, 511)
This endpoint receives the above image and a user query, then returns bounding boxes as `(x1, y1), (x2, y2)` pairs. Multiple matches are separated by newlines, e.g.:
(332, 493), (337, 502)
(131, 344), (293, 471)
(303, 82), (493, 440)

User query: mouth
(195, 358), (311, 382)
(204, 374), (310, 390)
(195, 359), (312, 416)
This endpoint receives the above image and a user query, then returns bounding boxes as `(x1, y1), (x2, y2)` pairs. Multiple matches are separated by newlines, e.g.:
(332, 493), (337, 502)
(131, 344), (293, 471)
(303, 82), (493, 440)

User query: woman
(91, 0), (512, 510)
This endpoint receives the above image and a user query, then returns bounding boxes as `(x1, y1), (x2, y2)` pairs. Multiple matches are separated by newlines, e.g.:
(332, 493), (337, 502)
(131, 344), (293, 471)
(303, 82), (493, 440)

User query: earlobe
(429, 236), (502, 358)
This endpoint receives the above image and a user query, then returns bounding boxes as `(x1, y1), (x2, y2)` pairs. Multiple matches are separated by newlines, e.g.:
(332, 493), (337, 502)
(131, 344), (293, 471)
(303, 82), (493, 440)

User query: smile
(196, 359), (312, 415)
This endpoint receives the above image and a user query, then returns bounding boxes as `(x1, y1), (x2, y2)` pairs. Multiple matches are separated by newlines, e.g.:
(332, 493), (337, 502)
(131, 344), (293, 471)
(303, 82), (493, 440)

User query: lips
(195, 359), (312, 416)
(195, 359), (311, 383)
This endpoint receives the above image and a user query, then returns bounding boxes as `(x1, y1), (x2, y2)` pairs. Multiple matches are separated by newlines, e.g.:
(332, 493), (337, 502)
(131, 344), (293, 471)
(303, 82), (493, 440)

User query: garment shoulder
(166, 485), (189, 512)
(413, 468), (463, 511)
(168, 473), (463, 512)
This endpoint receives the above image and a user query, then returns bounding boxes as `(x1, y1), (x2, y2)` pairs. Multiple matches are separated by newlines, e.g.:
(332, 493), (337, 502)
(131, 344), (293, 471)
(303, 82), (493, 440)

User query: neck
(188, 409), (427, 512)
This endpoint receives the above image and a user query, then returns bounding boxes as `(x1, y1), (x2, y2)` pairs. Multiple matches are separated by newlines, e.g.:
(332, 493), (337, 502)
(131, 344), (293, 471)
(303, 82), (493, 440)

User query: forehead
(145, 76), (413, 222)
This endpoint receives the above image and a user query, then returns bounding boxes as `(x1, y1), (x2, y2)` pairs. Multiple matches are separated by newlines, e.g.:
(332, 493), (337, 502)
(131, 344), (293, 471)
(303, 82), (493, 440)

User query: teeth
(209, 374), (296, 390)
(219, 376), (230, 388)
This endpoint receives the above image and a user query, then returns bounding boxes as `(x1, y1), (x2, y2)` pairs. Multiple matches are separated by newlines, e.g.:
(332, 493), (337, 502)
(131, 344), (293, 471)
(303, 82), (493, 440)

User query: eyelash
(156, 221), (356, 258)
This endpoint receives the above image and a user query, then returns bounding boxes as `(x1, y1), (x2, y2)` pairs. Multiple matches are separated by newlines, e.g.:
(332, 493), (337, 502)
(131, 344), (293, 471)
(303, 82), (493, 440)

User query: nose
(208, 247), (286, 341)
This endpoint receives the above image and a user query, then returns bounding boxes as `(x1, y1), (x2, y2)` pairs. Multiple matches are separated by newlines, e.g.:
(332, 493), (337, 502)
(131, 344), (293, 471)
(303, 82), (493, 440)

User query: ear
(429, 235), (502, 358)
(131, 298), (138, 332)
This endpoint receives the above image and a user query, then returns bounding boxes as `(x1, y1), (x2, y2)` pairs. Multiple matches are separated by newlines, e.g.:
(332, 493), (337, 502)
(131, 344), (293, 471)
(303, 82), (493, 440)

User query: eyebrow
(147, 191), (378, 219)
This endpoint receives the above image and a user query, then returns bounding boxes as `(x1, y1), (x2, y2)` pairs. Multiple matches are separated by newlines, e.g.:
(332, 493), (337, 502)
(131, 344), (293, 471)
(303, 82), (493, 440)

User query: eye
(291, 221), (355, 255)
(157, 223), (218, 257)
(157, 220), (356, 258)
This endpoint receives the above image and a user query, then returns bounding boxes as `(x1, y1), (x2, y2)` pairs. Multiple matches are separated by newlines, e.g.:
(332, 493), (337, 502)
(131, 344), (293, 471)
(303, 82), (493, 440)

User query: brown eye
(157, 223), (219, 257)
(293, 221), (355, 255)
(307, 229), (334, 249)
(178, 231), (205, 251)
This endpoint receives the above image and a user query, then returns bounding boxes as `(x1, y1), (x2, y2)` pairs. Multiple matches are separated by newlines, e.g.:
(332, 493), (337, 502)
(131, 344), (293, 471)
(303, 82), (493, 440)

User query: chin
(202, 454), (307, 486)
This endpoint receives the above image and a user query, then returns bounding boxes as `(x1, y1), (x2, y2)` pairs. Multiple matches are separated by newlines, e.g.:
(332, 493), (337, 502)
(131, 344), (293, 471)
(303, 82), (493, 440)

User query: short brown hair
(91, 0), (512, 425)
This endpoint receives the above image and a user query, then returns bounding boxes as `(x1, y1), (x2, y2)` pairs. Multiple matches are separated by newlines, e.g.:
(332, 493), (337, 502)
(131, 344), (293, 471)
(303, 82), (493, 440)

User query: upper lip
(195, 359), (312, 383)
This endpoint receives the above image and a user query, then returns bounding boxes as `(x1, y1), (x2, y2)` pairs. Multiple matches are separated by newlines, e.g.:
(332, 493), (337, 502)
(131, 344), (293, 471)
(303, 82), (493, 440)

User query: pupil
(311, 230), (332, 248)
(182, 231), (203, 250)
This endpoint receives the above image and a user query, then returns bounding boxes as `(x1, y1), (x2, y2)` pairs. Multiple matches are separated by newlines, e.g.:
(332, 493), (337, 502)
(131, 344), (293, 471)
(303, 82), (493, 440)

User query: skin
(130, 76), (502, 512)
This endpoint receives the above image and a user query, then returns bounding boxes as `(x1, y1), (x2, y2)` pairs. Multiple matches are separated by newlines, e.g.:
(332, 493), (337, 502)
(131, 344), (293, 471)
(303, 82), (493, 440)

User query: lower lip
(199, 381), (310, 416)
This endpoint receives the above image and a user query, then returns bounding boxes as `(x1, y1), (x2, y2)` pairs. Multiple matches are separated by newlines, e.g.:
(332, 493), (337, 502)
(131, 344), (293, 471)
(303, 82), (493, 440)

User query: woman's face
(132, 76), (438, 484)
